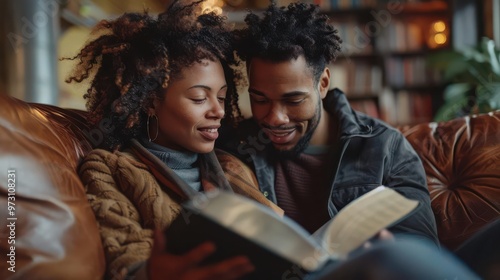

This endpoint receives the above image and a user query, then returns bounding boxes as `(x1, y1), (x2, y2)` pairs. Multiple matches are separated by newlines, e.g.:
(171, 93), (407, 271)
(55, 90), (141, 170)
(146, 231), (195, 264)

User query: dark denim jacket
(217, 89), (439, 246)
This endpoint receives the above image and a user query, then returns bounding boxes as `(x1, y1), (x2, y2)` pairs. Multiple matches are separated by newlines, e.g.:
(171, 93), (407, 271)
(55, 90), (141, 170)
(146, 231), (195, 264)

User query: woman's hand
(148, 230), (255, 280)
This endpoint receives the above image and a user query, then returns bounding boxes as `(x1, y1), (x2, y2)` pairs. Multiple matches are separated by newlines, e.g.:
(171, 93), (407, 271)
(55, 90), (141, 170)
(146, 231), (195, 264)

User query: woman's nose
(207, 98), (225, 119)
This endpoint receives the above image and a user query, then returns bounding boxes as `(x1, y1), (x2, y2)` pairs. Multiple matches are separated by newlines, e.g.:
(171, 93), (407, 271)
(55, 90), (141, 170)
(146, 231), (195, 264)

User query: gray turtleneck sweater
(139, 138), (201, 191)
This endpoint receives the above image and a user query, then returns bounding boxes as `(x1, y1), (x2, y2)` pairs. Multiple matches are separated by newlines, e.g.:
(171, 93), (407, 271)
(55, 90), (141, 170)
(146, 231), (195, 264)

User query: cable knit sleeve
(79, 149), (179, 279)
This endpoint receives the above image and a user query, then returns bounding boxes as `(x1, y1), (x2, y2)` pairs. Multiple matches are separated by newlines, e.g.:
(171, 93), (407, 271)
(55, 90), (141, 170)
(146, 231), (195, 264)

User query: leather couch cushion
(400, 111), (500, 250)
(0, 94), (105, 280)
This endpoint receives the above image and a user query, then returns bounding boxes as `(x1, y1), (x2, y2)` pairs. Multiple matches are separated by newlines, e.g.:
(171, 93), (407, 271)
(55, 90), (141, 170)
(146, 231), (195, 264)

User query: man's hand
(363, 229), (395, 249)
(148, 230), (255, 280)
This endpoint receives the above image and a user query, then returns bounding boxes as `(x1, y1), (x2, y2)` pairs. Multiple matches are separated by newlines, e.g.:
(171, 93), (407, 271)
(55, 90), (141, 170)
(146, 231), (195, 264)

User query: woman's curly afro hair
(65, 0), (242, 150)
(235, 1), (342, 81)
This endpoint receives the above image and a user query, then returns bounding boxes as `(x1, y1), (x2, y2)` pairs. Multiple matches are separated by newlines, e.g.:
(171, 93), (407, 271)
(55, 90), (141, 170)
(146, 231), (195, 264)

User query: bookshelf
(319, 0), (452, 125)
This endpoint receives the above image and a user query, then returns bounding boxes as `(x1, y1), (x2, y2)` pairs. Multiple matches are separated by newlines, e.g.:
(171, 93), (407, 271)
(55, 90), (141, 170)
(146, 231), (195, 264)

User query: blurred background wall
(0, 0), (499, 124)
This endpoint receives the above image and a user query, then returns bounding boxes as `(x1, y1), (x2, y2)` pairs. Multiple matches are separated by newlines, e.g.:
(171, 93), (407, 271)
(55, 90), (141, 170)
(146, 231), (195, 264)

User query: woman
(66, 1), (276, 279)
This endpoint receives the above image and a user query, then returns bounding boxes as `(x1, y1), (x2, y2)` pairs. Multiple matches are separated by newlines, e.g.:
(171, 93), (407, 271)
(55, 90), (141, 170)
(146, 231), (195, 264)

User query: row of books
(380, 89), (434, 125)
(348, 88), (435, 126)
(316, 0), (377, 10)
(329, 61), (383, 95)
(315, 0), (446, 10)
(330, 56), (442, 95)
(375, 20), (424, 52)
(385, 56), (442, 88)
(350, 99), (380, 119)
(332, 19), (447, 54)
(333, 21), (373, 55)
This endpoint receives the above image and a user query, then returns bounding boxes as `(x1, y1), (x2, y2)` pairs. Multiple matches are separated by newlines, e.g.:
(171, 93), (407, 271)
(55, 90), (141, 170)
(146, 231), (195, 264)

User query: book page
(321, 186), (419, 259)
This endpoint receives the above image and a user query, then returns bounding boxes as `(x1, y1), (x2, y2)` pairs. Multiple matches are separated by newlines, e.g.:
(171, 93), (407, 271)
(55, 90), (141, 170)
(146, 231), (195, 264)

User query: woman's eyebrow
(188, 85), (211, 90)
(188, 85), (228, 91)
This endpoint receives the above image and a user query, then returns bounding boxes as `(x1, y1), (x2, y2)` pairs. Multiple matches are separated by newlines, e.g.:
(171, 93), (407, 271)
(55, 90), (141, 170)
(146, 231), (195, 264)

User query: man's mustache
(261, 124), (297, 131)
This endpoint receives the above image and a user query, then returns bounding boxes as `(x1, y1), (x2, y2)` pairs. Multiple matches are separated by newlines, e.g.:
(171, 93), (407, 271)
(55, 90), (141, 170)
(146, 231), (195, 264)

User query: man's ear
(319, 67), (330, 99)
(318, 67), (330, 99)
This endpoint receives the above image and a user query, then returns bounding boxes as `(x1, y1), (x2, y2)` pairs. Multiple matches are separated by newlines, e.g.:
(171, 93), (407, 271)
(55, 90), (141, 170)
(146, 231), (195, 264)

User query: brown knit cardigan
(79, 139), (281, 279)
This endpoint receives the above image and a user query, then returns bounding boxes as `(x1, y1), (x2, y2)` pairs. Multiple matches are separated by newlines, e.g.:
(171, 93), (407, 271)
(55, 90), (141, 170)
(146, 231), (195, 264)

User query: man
(215, 3), (500, 279)
(217, 2), (438, 246)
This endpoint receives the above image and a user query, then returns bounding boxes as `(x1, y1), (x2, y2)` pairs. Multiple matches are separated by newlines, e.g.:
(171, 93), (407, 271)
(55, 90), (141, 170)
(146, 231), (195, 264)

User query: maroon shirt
(274, 146), (333, 233)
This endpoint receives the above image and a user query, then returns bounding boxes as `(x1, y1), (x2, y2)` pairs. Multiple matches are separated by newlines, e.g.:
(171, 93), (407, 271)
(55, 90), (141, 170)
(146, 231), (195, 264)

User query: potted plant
(428, 37), (500, 121)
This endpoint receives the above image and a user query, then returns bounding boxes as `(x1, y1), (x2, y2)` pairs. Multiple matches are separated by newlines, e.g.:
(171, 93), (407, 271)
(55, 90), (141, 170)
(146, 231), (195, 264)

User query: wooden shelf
(382, 48), (449, 57)
(336, 53), (381, 60)
(225, 2), (450, 21)
(337, 48), (450, 59)
(390, 84), (446, 92)
(322, 1), (449, 17)
(346, 93), (380, 100)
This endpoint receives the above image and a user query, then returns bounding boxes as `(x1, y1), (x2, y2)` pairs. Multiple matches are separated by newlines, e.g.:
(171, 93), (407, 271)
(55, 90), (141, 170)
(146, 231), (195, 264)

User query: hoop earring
(147, 114), (159, 142)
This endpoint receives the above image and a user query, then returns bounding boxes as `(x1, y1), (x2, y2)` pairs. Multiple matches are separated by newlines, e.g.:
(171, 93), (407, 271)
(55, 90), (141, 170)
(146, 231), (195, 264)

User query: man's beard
(266, 100), (322, 159)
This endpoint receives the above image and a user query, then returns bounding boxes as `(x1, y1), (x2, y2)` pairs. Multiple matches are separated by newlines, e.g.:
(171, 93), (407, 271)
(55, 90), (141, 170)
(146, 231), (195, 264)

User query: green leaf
(487, 86), (500, 110)
(429, 37), (500, 120)
(477, 83), (500, 109)
(443, 58), (469, 81)
(477, 83), (500, 100)
(443, 83), (470, 101)
(476, 103), (492, 114)
(463, 44), (487, 62)
(465, 60), (496, 86)
(427, 51), (463, 70)
(434, 94), (468, 121)
(486, 39), (500, 75)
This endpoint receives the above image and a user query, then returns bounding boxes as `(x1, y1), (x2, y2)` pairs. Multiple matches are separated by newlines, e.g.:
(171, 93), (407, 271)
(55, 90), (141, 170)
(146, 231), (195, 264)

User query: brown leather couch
(1, 93), (499, 279)
(399, 111), (500, 249)
(0, 95), (104, 280)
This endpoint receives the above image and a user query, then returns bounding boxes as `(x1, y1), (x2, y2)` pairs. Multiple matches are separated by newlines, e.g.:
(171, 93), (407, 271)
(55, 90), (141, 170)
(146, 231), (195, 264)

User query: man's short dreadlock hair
(65, 0), (242, 150)
(235, 2), (342, 82)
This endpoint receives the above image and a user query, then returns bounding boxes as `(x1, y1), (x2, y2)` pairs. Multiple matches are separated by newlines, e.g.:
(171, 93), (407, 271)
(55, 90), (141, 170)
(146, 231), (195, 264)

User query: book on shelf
(329, 61), (383, 95)
(350, 99), (380, 119)
(386, 56), (442, 87)
(320, 0), (448, 10)
(332, 20), (373, 55)
(164, 186), (420, 279)
(396, 90), (412, 125)
(375, 20), (424, 53)
(379, 88), (434, 125)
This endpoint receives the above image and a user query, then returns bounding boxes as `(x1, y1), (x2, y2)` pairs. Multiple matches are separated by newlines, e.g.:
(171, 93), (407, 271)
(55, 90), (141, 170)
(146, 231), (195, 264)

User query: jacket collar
(324, 88), (382, 138)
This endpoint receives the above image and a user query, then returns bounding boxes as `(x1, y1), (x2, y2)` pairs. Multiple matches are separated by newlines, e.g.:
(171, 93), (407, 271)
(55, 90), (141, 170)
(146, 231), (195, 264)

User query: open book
(164, 186), (419, 279)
